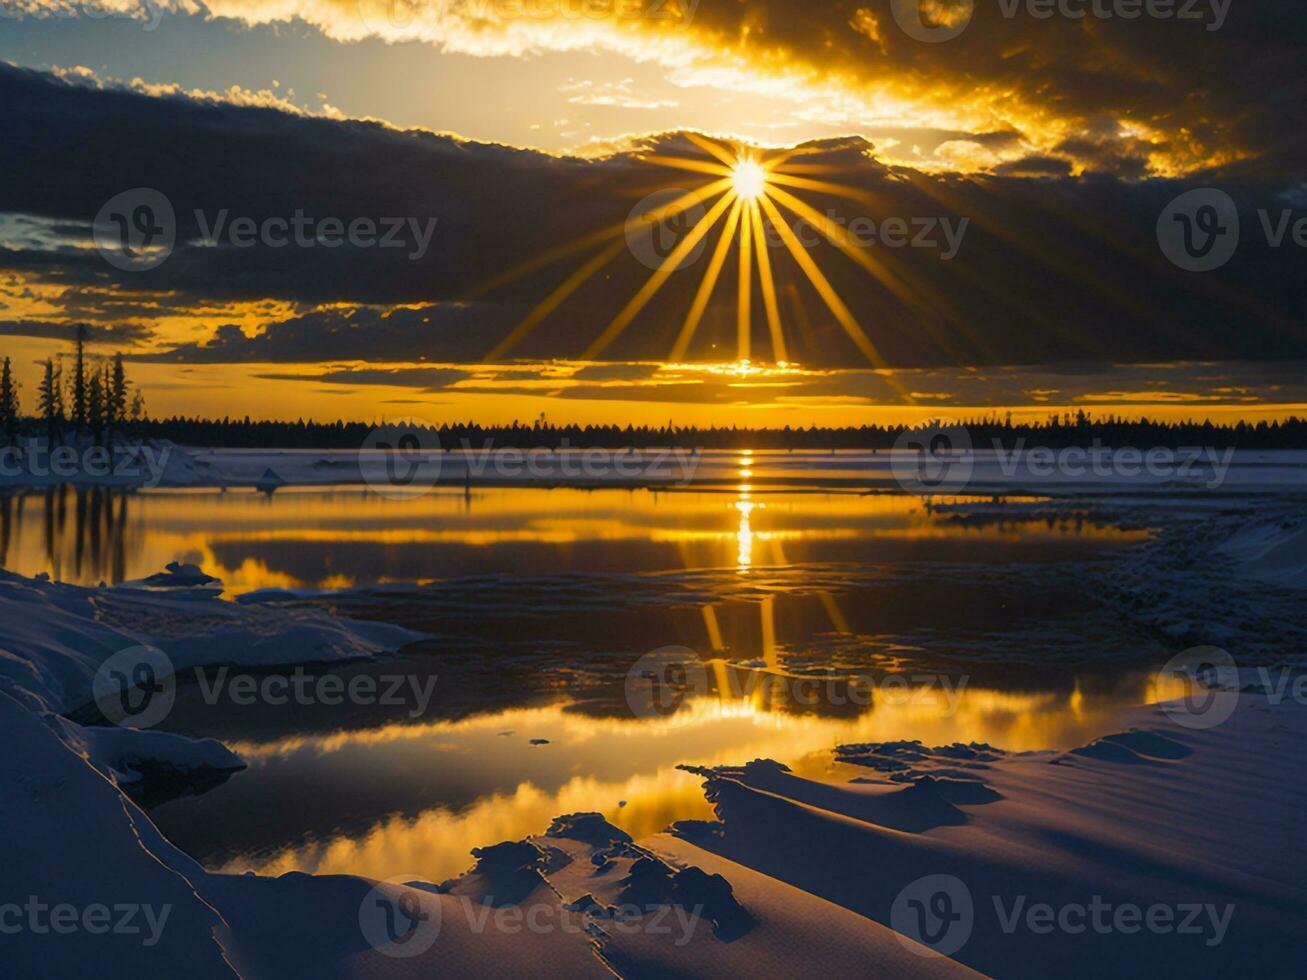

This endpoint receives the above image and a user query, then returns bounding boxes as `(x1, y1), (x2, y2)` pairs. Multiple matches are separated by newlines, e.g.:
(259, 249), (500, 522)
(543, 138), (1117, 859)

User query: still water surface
(0, 469), (1180, 885)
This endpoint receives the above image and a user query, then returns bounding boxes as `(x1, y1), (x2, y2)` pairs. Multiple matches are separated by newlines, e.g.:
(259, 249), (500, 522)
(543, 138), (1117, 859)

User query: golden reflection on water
(219, 670), (1192, 884)
(0, 485), (1149, 594)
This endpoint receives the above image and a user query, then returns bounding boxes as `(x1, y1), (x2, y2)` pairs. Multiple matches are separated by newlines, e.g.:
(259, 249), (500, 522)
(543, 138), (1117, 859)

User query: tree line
(0, 328), (145, 448)
(3, 337), (1304, 450)
(100, 411), (1307, 450)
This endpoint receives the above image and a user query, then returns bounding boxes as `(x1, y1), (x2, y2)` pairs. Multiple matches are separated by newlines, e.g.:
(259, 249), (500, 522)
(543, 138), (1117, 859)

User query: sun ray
(765, 184), (926, 310)
(757, 192), (886, 369)
(737, 193), (753, 361)
(765, 183), (983, 363)
(765, 162), (849, 175)
(486, 238), (628, 361)
(765, 171), (882, 207)
(671, 200), (743, 361)
(481, 135), (930, 376)
(471, 180), (730, 298)
(760, 145), (828, 172)
(637, 154), (733, 179)
(684, 132), (741, 169)
(583, 190), (735, 360)
(748, 200), (787, 363)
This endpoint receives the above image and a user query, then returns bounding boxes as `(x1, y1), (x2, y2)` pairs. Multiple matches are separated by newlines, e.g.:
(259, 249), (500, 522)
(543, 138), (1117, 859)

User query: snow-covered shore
(3, 563), (1303, 976)
(5, 442), (1307, 493)
(2, 483), (1306, 976)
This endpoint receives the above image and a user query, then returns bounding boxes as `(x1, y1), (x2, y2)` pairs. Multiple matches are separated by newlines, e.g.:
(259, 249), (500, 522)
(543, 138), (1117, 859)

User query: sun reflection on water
(206, 669), (1195, 886)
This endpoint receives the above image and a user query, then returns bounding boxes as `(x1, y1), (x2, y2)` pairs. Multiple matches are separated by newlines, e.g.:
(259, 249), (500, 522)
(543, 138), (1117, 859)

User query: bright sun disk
(731, 159), (766, 200)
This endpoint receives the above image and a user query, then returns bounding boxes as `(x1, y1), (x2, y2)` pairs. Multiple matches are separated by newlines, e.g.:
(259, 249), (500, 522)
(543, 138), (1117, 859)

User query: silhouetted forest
(10, 411), (1298, 450)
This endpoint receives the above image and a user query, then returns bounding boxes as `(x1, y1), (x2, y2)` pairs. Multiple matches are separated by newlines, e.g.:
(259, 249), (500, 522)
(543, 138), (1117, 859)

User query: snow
(1217, 516), (1307, 589)
(1, 472), (1305, 974)
(6, 442), (1307, 492)
(671, 698), (1307, 977)
(0, 569), (424, 716)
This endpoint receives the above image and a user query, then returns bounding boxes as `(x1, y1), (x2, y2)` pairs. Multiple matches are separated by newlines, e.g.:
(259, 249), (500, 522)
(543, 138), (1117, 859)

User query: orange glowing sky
(1, 2), (1303, 425)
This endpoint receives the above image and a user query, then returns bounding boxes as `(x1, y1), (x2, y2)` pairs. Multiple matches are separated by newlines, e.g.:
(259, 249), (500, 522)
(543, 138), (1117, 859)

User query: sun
(731, 158), (766, 200)
(484, 133), (895, 375)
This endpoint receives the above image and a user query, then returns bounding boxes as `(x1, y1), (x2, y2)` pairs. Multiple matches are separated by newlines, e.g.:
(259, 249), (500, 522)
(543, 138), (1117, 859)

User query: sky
(0, 1), (1305, 425)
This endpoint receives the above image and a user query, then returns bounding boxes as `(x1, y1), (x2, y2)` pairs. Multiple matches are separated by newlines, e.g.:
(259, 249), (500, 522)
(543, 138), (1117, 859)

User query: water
(0, 465), (1178, 886)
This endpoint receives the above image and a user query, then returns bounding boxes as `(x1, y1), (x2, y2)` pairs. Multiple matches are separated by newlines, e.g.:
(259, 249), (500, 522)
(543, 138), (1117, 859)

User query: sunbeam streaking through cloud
(484, 135), (897, 378)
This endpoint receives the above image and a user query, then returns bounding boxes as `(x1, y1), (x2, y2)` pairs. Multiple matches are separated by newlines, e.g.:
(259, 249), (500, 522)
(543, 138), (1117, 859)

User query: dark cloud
(2, 65), (1306, 370)
(0, 319), (152, 344)
(256, 367), (470, 391)
(133, 306), (518, 363)
(992, 156), (1074, 178)
(681, 0), (1307, 177)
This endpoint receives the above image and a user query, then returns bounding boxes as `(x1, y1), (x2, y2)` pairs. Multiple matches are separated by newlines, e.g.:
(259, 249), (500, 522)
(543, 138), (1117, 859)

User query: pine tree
(38, 358), (64, 448)
(110, 354), (128, 430)
(72, 325), (88, 433)
(104, 358), (125, 457)
(0, 357), (18, 445)
(88, 368), (105, 446)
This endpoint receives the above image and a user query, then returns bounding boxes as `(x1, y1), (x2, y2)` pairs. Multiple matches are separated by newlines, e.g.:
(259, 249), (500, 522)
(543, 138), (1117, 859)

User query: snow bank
(0, 568), (424, 715)
(1218, 516), (1307, 589)
(673, 698), (1307, 978)
(8, 444), (1307, 493)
